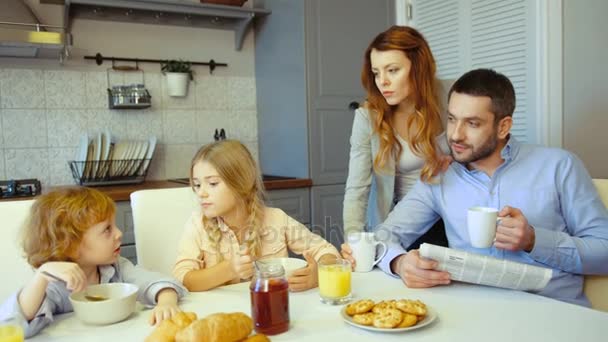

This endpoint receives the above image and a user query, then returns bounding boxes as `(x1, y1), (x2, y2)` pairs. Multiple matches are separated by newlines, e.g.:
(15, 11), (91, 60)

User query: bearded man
(342, 68), (608, 307)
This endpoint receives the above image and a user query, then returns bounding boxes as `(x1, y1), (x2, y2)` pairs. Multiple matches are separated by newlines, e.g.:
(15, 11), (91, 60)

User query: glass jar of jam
(250, 263), (290, 335)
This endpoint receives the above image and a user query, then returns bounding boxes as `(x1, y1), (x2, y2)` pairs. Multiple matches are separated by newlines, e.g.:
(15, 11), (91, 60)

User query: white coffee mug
(467, 206), (500, 248)
(347, 232), (388, 272)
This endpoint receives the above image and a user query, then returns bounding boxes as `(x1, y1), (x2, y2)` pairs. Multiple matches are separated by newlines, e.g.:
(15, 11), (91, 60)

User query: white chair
(130, 187), (198, 276)
(0, 200), (36, 301)
(584, 179), (608, 312)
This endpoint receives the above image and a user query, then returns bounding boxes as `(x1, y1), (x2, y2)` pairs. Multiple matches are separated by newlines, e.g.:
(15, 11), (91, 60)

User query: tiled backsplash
(0, 68), (258, 187)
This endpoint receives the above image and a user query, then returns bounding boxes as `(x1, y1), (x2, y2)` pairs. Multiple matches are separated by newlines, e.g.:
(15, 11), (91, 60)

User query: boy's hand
(38, 261), (87, 292)
(149, 288), (181, 325)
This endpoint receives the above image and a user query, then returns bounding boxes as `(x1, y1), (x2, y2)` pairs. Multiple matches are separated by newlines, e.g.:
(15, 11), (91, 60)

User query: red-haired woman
(343, 25), (449, 252)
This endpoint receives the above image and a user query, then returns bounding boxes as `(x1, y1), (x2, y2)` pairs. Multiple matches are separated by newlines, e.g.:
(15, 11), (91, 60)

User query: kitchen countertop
(0, 177), (313, 202)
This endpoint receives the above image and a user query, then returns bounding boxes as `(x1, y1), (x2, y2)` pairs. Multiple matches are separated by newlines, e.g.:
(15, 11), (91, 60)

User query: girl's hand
(149, 288), (181, 325)
(288, 251), (318, 292)
(38, 261), (87, 292)
(340, 243), (356, 271)
(231, 247), (254, 280)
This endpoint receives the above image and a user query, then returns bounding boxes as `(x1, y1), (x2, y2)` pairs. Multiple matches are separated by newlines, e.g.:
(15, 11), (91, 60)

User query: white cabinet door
(406, 0), (539, 144)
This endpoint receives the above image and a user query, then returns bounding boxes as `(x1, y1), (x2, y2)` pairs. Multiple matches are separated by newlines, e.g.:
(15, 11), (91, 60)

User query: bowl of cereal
(69, 283), (138, 325)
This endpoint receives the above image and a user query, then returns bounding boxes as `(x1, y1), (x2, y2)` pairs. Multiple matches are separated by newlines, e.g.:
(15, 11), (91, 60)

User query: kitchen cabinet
(64, 0), (271, 50)
(255, 0), (394, 246)
(266, 188), (310, 224)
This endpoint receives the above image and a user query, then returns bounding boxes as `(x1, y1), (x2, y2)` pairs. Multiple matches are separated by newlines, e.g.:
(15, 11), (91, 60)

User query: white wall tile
(85, 71), (109, 109)
(161, 75), (196, 109)
(164, 144), (200, 179)
(47, 109), (88, 147)
(0, 67), (259, 186)
(0, 69), (4, 109)
(195, 110), (231, 142)
(126, 109), (163, 141)
(226, 110), (258, 142)
(0, 69), (45, 109)
(163, 110), (197, 144)
(143, 72), (162, 109)
(229, 77), (256, 110)
(44, 71), (86, 108)
(145, 143), (165, 180)
(48, 147), (77, 186)
(1, 109), (47, 148)
(195, 76), (229, 110)
(0, 149), (5, 180)
(91, 110), (128, 141)
(4, 148), (50, 186)
(0, 109), (3, 149)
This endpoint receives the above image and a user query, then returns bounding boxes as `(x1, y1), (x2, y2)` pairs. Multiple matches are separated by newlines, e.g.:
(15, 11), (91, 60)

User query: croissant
(145, 312), (198, 342)
(175, 312), (253, 342)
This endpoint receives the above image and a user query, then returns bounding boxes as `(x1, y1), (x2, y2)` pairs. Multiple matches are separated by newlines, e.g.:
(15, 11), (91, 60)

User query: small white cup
(467, 207), (500, 248)
(347, 232), (388, 272)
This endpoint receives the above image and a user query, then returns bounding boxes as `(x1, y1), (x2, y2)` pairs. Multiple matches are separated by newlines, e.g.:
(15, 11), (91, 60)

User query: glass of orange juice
(0, 317), (24, 342)
(318, 258), (352, 305)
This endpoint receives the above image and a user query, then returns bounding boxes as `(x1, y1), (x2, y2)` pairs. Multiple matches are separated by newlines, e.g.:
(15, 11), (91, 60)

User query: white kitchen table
(29, 270), (608, 341)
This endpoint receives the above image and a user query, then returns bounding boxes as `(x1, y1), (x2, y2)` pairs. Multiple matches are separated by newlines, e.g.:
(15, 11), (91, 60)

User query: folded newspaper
(419, 243), (552, 292)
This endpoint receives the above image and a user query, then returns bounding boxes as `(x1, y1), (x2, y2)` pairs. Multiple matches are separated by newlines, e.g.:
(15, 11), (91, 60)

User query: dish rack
(69, 159), (152, 186)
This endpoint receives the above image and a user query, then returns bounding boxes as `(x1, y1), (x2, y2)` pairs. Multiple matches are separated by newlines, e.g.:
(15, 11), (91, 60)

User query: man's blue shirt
(378, 137), (608, 306)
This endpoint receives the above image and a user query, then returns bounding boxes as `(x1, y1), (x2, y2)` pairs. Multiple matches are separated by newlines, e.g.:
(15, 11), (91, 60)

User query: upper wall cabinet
(64, 0), (271, 50)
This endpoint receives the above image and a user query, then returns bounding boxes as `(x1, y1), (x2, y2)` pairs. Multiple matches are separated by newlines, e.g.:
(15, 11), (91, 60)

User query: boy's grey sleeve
(117, 257), (188, 306)
(0, 286), (63, 338)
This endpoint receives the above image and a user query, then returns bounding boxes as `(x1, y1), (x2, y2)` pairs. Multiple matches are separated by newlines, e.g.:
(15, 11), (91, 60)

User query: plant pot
(165, 72), (190, 97)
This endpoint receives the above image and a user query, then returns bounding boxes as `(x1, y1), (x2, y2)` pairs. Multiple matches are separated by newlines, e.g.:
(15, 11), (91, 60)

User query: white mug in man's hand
(347, 232), (388, 272)
(467, 206), (500, 248)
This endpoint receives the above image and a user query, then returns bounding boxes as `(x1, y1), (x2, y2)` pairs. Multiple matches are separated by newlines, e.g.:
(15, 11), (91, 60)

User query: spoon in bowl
(41, 271), (108, 301)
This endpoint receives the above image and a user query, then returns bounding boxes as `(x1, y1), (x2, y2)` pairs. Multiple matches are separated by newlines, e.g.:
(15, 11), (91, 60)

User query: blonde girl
(173, 140), (340, 291)
(0, 187), (186, 338)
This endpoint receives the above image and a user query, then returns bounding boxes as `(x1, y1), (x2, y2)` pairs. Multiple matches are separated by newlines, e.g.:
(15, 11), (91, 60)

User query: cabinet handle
(348, 101), (360, 110)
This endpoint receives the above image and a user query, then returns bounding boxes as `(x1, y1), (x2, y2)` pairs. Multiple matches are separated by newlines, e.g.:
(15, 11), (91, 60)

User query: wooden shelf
(64, 0), (270, 50)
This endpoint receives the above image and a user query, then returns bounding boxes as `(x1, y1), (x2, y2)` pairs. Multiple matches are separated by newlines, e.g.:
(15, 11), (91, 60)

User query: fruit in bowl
(69, 283), (138, 325)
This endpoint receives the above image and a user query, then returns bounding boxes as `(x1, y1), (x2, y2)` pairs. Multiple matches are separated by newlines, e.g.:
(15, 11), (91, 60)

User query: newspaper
(419, 243), (552, 292)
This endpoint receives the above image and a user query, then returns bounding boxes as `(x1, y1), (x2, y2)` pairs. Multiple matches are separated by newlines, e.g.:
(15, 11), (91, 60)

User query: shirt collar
(500, 134), (519, 161)
(99, 264), (116, 283)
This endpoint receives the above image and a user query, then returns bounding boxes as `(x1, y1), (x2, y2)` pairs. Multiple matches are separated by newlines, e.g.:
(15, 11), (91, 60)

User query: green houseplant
(161, 59), (193, 97)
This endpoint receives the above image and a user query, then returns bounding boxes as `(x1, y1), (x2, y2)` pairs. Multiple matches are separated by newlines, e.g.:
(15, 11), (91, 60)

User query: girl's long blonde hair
(361, 25), (443, 181)
(189, 140), (266, 260)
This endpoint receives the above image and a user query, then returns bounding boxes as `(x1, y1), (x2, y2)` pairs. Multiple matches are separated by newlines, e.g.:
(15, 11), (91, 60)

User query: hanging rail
(84, 53), (227, 74)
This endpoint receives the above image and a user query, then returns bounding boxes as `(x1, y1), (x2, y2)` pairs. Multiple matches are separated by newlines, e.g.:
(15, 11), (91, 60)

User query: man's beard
(449, 131), (498, 164)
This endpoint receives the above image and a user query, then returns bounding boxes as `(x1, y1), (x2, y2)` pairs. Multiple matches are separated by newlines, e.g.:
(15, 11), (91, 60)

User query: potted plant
(161, 59), (193, 97)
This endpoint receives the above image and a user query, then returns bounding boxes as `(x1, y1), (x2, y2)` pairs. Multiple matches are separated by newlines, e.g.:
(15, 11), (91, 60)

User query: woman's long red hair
(361, 25), (443, 181)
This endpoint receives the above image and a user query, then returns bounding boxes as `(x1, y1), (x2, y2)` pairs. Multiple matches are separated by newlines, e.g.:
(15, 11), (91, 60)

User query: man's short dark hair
(448, 68), (516, 122)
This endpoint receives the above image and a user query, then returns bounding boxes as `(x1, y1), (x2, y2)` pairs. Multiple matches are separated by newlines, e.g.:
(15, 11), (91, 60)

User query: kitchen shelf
(64, 0), (271, 50)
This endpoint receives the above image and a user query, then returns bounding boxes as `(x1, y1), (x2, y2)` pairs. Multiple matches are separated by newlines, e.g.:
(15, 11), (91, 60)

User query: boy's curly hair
(22, 186), (115, 268)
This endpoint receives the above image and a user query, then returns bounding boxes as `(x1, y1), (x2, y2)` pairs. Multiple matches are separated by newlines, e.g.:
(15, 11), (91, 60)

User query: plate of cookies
(341, 299), (436, 332)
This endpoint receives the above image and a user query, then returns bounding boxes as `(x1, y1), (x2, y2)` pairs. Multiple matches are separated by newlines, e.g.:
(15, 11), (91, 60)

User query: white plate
(141, 136), (157, 174)
(340, 304), (437, 333)
(75, 133), (89, 179)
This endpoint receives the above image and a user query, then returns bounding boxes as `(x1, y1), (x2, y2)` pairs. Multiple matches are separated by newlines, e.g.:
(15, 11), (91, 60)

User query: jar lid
(255, 263), (284, 278)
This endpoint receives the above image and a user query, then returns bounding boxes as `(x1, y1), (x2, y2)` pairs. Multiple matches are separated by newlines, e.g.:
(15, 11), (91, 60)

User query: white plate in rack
(141, 136), (157, 175)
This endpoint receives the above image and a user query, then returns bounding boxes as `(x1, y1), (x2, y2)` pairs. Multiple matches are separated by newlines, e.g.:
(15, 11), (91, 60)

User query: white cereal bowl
(259, 257), (308, 278)
(69, 283), (138, 325)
